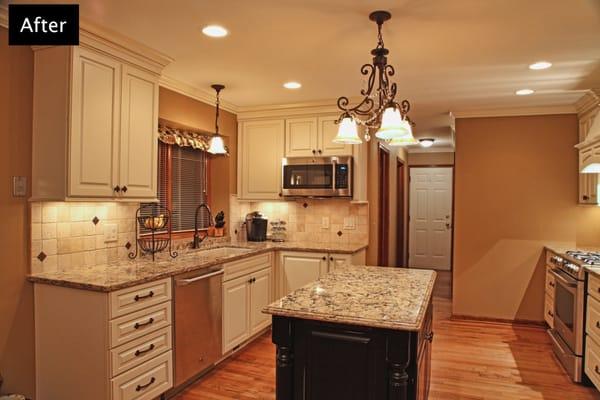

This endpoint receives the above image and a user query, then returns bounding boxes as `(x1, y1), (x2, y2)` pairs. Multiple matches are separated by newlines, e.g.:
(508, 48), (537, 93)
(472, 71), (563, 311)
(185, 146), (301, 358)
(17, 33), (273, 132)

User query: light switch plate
(12, 176), (27, 197)
(321, 216), (330, 229)
(343, 216), (356, 230)
(104, 223), (118, 242)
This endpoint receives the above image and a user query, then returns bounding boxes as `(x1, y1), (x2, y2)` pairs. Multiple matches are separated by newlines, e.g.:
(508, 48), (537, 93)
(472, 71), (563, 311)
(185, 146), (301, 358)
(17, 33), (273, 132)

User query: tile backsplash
(230, 196), (369, 245)
(31, 202), (138, 274)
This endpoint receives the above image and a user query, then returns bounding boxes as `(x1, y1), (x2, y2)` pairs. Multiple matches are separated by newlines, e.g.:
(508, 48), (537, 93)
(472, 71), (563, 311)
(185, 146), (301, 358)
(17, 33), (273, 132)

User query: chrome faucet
(193, 203), (213, 249)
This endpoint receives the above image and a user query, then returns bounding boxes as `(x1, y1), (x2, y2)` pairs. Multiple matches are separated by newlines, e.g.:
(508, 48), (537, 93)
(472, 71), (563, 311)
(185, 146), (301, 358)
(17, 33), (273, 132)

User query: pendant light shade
(207, 84), (228, 155)
(375, 107), (414, 140)
(208, 134), (227, 154)
(333, 116), (362, 144)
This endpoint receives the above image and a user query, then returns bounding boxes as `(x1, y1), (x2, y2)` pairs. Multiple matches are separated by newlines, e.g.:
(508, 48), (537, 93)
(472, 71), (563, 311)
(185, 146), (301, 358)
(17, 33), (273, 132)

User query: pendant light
(207, 84), (228, 155)
(333, 114), (362, 144)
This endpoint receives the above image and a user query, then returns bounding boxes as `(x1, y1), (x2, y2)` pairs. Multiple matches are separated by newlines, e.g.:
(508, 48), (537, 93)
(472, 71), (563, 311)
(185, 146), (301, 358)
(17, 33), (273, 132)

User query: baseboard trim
(450, 314), (547, 327)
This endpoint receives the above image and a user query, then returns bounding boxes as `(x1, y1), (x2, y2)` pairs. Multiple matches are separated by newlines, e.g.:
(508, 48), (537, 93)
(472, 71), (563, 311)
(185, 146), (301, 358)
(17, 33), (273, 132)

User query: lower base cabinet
(222, 254), (274, 354)
(271, 298), (433, 400)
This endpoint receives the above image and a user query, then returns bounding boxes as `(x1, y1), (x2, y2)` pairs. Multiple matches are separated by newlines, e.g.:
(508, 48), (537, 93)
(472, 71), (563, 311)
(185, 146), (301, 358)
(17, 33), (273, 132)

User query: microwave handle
(332, 160), (337, 190)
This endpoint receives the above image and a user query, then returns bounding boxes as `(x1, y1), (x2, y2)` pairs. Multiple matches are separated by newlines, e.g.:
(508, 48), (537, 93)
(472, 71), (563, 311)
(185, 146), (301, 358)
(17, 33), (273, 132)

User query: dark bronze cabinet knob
(121, 186), (128, 193)
(322, 256), (327, 261)
(312, 149), (316, 154)
(330, 257), (333, 261)
(113, 186), (120, 193)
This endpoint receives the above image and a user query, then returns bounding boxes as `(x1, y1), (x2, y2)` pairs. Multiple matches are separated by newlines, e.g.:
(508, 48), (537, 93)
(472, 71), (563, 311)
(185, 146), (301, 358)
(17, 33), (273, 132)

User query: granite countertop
(263, 266), (436, 332)
(27, 241), (367, 292)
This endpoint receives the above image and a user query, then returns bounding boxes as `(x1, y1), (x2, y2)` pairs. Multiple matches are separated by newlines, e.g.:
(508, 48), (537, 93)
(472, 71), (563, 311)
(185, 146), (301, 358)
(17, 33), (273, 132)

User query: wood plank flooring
(174, 297), (600, 400)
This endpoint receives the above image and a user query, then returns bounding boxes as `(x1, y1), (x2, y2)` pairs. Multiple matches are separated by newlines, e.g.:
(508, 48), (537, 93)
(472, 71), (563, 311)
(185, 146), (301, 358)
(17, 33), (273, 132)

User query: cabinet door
(69, 47), (120, 197)
(328, 254), (353, 271)
(239, 120), (284, 200)
(285, 117), (318, 157)
(222, 276), (250, 353)
(280, 252), (328, 295)
(318, 116), (353, 156)
(119, 65), (159, 199)
(250, 268), (273, 335)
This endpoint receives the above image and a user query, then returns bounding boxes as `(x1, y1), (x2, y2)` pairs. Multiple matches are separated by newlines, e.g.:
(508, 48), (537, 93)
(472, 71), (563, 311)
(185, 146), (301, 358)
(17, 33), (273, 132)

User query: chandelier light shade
(335, 10), (416, 146)
(207, 84), (228, 155)
(333, 116), (362, 144)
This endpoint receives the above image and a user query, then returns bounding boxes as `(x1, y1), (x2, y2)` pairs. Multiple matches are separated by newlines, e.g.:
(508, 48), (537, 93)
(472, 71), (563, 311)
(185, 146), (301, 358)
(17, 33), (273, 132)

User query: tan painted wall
(0, 27), (35, 396)
(366, 140), (408, 267)
(407, 151), (455, 166)
(158, 87), (237, 229)
(454, 115), (600, 322)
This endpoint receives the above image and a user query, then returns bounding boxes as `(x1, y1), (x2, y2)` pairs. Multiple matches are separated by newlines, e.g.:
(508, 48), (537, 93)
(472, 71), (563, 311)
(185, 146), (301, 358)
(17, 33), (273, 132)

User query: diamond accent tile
(125, 242), (132, 250)
(37, 251), (47, 262)
(337, 231), (343, 237)
(92, 216), (100, 225)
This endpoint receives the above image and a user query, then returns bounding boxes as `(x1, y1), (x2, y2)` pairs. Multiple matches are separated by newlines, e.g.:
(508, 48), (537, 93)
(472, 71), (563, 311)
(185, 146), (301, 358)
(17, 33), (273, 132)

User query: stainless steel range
(547, 249), (600, 382)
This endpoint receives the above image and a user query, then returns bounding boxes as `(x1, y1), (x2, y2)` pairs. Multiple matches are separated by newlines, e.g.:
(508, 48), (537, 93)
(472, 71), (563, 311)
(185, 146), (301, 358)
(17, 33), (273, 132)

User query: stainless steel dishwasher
(173, 265), (223, 388)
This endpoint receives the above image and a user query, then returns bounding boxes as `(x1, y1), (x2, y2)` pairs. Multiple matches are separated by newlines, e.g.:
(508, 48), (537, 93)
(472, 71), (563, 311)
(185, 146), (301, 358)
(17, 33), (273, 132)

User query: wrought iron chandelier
(333, 11), (416, 146)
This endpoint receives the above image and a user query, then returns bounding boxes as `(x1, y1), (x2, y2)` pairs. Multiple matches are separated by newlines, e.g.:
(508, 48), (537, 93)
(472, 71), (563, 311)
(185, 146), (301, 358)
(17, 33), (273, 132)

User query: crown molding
(158, 75), (238, 114)
(236, 98), (349, 120)
(451, 104), (577, 119)
(575, 89), (600, 117)
(0, 4), (7, 28)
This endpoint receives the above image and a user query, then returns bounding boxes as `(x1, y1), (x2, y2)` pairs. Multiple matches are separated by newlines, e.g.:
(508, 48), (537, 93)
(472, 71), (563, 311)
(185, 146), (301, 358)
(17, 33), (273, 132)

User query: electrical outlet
(104, 223), (118, 242)
(321, 216), (330, 229)
(343, 216), (356, 230)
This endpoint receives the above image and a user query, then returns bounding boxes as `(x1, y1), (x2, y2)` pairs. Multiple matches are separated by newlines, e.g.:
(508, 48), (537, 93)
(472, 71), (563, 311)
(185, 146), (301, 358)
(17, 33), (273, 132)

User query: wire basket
(129, 204), (177, 261)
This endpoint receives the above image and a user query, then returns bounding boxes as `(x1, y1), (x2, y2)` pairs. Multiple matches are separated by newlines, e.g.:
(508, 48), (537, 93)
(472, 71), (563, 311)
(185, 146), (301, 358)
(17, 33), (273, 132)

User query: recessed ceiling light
(202, 25), (228, 38)
(419, 138), (435, 148)
(516, 89), (534, 96)
(283, 81), (302, 89)
(529, 61), (552, 70)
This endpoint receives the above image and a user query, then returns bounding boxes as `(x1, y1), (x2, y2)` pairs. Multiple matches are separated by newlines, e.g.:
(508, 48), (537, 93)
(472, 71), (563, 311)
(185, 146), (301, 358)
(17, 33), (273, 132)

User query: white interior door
(409, 167), (453, 270)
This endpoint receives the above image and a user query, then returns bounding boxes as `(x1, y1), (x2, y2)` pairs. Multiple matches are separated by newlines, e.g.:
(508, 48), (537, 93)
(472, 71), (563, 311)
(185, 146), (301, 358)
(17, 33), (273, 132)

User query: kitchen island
(263, 266), (436, 400)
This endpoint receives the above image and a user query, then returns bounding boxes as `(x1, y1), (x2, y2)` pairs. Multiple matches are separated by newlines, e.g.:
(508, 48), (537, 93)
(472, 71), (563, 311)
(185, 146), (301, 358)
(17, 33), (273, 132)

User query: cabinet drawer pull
(134, 291), (154, 301)
(596, 321), (600, 329)
(548, 310), (554, 317)
(549, 282), (555, 288)
(330, 257), (333, 261)
(134, 317), (154, 330)
(113, 186), (120, 193)
(135, 377), (155, 391)
(595, 365), (600, 375)
(322, 256), (327, 261)
(425, 332), (434, 342)
(134, 343), (155, 357)
(121, 186), (128, 193)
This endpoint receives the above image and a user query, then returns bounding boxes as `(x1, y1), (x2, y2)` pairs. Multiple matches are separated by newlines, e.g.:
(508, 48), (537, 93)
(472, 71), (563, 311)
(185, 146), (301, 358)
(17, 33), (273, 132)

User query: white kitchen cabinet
(238, 119), (285, 200)
(250, 267), (273, 335)
(32, 36), (167, 201)
(318, 115), (353, 156)
(285, 117), (319, 157)
(222, 254), (274, 353)
(280, 251), (329, 294)
(34, 278), (173, 400)
(283, 116), (353, 158)
(222, 275), (251, 352)
(328, 253), (353, 271)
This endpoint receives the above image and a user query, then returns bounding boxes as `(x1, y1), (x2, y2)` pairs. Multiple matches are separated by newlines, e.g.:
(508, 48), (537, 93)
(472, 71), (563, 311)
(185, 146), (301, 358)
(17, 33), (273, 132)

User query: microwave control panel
(335, 164), (350, 189)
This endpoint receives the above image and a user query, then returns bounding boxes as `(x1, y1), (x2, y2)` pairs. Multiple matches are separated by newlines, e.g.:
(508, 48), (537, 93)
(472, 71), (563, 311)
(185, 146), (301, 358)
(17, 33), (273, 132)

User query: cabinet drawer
(111, 351), (173, 400)
(110, 302), (171, 348)
(544, 294), (554, 329)
(224, 253), (272, 282)
(589, 273), (600, 301)
(545, 269), (556, 299)
(110, 278), (171, 319)
(585, 335), (600, 391)
(588, 294), (600, 344)
(111, 326), (172, 377)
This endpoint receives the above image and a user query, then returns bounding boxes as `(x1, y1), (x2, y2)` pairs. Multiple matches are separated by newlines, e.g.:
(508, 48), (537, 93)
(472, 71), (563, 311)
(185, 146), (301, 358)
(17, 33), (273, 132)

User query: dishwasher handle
(176, 269), (224, 286)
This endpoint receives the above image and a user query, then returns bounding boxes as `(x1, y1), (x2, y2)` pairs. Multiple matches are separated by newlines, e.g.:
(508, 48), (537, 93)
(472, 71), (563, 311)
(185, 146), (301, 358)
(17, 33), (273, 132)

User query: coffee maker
(245, 211), (268, 242)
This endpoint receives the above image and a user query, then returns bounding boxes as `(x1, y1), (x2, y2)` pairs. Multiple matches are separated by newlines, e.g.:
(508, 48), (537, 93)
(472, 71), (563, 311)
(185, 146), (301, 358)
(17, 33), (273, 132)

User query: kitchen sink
(195, 246), (253, 259)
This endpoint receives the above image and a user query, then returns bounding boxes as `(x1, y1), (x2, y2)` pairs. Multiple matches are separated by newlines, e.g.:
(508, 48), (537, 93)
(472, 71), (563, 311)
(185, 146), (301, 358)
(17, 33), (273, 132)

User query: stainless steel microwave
(282, 156), (352, 197)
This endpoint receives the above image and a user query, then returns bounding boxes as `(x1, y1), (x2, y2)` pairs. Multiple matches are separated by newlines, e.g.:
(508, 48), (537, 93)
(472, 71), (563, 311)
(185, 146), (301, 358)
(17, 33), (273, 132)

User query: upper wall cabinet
(577, 91), (600, 205)
(238, 119), (285, 200)
(31, 27), (170, 201)
(285, 116), (353, 158)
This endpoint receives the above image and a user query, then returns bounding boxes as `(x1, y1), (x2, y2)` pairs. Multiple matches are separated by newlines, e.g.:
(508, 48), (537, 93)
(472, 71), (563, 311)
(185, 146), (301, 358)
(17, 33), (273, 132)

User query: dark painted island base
(271, 301), (433, 400)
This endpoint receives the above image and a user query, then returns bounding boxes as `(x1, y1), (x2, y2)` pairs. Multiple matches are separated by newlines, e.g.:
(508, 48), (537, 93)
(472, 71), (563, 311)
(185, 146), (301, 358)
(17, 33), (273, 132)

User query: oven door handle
(550, 269), (578, 288)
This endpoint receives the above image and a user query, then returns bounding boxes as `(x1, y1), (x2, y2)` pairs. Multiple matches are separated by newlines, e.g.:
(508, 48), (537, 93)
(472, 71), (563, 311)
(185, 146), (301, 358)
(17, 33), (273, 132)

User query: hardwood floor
(174, 297), (600, 400)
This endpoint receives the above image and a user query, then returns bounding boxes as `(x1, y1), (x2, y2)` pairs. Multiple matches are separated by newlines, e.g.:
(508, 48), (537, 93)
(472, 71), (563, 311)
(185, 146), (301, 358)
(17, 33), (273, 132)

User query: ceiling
(13, 0), (600, 150)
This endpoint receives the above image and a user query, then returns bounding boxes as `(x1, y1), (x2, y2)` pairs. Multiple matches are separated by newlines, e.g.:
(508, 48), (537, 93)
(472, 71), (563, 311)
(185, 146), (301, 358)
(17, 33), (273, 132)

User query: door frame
(378, 144), (390, 266)
(396, 158), (406, 267)
(407, 165), (456, 272)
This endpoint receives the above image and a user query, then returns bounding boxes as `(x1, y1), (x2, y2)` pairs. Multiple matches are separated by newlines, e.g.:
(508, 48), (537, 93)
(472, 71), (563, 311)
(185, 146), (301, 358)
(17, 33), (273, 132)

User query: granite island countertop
(27, 241), (367, 292)
(263, 266), (437, 331)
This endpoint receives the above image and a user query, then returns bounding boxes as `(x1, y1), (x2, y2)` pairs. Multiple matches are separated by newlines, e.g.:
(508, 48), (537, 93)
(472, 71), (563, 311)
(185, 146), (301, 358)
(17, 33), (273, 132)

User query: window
(144, 142), (211, 234)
